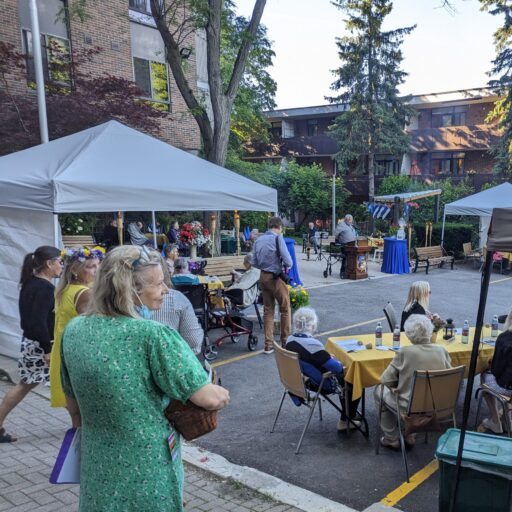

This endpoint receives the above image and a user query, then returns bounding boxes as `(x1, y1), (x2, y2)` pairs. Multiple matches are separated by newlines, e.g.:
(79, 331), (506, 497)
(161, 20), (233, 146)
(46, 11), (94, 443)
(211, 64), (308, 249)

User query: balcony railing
(246, 134), (337, 159)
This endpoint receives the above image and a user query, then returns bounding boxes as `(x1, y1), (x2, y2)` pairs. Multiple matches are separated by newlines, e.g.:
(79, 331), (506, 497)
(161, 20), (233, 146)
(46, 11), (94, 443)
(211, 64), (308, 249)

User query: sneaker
(263, 348), (274, 355)
(337, 419), (361, 431)
(481, 417), (503, 434)
(380, 436), (400, 449)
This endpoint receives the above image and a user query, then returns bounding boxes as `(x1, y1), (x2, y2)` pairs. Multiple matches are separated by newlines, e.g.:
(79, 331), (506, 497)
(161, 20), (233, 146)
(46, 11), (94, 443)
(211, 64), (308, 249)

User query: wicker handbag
(164, 367), (219, 441)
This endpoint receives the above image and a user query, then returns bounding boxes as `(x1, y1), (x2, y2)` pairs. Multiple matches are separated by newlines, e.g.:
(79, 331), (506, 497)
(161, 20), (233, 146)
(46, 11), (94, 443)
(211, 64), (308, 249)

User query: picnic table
(325, 327), (496, 401)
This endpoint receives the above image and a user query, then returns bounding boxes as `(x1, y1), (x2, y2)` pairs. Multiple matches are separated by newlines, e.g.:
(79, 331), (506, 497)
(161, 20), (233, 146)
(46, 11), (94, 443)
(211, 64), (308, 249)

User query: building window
(270, 122), (282, 139)
(307, 119), (318, 137)
(375, 158), (400, 176)
(432, 106), (467, 128)
(431, 152), (465, 176)
(133, 57), (170, 111)
(129, 0), (164, 14)
(22, 29), (71, 84)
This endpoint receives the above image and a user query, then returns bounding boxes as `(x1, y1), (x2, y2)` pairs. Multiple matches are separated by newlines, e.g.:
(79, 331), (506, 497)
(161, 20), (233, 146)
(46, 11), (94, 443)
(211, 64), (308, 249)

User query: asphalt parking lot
(197, 256), (512, 512)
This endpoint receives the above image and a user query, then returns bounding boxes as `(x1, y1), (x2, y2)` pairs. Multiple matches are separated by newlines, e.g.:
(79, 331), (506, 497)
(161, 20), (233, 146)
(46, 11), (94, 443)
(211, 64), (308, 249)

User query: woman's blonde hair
(505, 309), (512, 332)
(404, 281), (431, 312)
(55, 258), (90, 303)
(87, 246), (162, 318)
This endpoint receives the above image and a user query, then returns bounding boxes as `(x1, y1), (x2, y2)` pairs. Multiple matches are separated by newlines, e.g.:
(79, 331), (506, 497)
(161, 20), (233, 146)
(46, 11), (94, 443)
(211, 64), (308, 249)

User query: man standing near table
(253, 217), (293, 354)
(335, 214), (357, 244)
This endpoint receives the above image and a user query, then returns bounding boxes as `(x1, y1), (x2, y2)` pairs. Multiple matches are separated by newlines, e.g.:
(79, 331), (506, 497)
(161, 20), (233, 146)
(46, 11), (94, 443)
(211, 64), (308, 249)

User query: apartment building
(0, 0), (203, 151)
(245, 88), (502, 200)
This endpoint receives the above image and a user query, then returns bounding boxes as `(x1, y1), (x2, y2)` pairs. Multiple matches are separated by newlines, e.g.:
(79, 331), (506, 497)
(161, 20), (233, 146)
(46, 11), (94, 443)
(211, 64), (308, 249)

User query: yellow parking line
(490, 276), (512, 285)
(317, 316), (386, 337)
(380, 459), (439, 507)
(211, 350), (264, 368)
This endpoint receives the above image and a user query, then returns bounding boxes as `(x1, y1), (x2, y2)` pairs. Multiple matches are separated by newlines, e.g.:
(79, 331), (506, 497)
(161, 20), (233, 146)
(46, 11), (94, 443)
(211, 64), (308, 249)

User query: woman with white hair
(227, 254), (261, 307)
(375, 314), (452, 449)
(479, 308), (512, 433)
(400, 280), (432, 331)
(171, 257), (199, 286)
(59, 246), (229, 511)
(285, 307), (361, 431)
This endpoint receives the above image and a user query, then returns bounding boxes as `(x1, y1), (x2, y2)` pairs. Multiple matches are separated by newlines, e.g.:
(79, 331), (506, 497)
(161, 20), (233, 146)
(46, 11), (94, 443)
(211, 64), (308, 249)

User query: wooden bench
(413, 246), (455, 274)
(62, 235), (96, 249)
(203, 256), (246, 284)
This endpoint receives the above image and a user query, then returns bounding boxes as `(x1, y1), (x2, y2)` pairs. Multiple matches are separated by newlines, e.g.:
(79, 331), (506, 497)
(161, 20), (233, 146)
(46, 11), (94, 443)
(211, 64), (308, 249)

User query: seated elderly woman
(163, 243), (179, 276)
(479, 308), (512, 434)
(375, 314), (452, 449)
(286, 307), (361, 431)
(226, 254), (261, 307)
(171, 257), (199, 286)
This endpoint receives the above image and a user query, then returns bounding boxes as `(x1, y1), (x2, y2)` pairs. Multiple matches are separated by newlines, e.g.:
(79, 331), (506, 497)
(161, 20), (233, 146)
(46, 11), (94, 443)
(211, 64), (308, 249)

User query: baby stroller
(205, 284), (261, 361)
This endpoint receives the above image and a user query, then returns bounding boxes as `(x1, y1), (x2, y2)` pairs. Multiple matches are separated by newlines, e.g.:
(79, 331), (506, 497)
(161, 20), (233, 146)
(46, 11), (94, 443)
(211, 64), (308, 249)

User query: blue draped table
(381, 237), (410, 275)
(284, 238), (303, 286)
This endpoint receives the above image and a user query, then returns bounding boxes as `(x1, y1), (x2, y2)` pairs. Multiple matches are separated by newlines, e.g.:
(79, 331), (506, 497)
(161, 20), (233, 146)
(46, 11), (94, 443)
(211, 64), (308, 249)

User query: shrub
(412, 222), (476, 258)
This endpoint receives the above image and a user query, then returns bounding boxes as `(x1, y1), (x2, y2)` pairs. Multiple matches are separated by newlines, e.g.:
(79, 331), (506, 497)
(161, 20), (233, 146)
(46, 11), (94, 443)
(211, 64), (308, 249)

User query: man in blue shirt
(253, 217), (293, 354)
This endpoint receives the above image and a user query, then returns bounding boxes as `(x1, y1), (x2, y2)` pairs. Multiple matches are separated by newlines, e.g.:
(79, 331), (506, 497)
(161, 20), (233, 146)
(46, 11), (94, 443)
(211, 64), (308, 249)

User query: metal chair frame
(474, 381), (512, 437)
(383, 302), (397, 332)
(271, 343), (367, 454)
(375, 366), (464, 483)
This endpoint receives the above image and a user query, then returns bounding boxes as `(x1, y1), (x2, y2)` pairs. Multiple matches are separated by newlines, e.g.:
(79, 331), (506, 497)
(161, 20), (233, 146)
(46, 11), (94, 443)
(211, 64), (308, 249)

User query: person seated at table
(226, 254), (261, 307)
(306, 222), (319, 254)
(171, 257), (199, 286)
(153, 265), (204, 355)
(400, 281), (432, 331)
(127, 221), (152, 247)
(374, 315), (452, 449)
(163, 243), (179, 276)
(285, 307), (361, 431)
(334, 214), (357, 245)
(478, 308), (512, 434)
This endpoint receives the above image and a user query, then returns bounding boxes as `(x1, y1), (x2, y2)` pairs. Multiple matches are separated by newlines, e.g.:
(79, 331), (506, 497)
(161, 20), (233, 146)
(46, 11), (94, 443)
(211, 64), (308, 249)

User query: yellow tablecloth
(144, 233), (168, 247)
(325, 328), (496, 401)
(198, 276), (225, 309)
(368, 237), (384, 248)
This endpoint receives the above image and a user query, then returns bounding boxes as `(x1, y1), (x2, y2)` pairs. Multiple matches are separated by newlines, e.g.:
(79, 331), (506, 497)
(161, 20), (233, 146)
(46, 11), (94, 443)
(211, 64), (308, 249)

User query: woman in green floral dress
(60, 246), (229, 512)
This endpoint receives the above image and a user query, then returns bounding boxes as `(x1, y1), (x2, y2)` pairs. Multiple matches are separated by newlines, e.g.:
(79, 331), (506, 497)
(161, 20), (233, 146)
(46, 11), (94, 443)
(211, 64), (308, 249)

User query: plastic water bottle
(375, 322), (383, 347)
(491, 315), (499, 339)
(461, 320), (469, 344)
(393, 324), (401, 350)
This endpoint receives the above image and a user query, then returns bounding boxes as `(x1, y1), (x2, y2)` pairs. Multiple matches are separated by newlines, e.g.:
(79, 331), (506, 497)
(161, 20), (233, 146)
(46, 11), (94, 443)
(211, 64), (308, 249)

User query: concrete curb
(182, 442), (358, 512)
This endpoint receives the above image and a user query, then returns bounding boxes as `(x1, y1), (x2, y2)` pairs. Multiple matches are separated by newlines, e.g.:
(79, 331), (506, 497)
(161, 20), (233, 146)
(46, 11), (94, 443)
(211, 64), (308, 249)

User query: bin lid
(436, 428), (512, 473)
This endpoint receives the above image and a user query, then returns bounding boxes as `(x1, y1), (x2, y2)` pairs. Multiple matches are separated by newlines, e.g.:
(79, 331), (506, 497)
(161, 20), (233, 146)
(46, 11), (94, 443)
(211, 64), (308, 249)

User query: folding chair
(376, 365), (464, 482)
(383, 302), (397, 332)
(270, 343), (366, 454)
(474, 379), (512, 437)
(173, 283), (212, 356)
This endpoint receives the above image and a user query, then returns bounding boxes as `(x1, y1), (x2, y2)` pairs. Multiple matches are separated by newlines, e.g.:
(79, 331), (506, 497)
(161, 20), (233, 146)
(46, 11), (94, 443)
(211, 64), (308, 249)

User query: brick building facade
(0, 0), (202, 152)
(246, 88), (503, 200)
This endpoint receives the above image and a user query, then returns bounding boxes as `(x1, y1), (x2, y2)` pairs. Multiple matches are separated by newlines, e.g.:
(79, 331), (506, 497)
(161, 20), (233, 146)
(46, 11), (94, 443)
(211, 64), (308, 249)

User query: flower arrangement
(431, 315), (446, 333)
(179, 221), (211, 247)
(61, 246), (106, 262)
(288, 285), (310, 311)
(406, 201), (420, 210)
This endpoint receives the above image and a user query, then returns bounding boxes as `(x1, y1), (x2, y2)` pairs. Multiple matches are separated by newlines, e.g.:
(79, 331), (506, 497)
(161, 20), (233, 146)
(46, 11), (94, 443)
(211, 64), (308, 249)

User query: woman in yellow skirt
(51, 247), (104, 422)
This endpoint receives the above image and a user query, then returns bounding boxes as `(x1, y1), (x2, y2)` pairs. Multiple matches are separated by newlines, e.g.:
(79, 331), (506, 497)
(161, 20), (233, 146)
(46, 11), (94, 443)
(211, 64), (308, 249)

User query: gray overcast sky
(234, 0), (501, 109)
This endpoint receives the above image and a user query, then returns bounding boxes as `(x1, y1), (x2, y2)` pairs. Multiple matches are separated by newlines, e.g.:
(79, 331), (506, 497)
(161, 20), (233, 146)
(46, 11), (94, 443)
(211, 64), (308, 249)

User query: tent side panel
(0, 207), (54, 358)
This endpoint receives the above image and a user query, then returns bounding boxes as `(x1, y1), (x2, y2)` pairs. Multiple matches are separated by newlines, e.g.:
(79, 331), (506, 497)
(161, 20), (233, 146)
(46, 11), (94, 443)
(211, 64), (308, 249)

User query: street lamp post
(331, 160), (337, 236)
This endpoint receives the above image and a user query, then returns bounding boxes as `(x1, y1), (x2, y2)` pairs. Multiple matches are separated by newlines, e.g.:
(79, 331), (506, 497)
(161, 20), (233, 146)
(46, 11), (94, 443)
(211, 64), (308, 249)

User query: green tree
(480, 0), (512, 177)
(328, 0), (415, 200)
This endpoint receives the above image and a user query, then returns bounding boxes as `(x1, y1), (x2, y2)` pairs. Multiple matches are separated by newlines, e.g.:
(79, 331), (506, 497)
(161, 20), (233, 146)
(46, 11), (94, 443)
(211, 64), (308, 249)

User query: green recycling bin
(436, 428), (512, 512)
(221, 238), (236, 255)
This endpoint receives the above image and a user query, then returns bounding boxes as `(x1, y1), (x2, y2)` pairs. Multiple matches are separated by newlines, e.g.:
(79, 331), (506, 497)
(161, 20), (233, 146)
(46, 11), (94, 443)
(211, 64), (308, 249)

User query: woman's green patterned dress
(60, 316), (209, 512)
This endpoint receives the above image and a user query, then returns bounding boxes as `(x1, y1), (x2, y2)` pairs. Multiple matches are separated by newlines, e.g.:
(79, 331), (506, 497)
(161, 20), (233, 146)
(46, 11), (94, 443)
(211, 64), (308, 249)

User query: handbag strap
(275, 234), (284, 268)
(425, 371), (438, 415)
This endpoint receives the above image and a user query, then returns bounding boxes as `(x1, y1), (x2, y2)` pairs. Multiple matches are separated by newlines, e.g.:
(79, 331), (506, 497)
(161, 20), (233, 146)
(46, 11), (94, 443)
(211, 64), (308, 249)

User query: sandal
(0, 427), (17, 443)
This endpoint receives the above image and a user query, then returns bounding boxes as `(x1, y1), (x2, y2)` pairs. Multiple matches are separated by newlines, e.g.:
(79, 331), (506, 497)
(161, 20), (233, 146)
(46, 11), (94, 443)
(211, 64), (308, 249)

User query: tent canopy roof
(0, 121), (277, 213)
(488, 208), (512, 252)
(444, 182), (512, 217)
(374, 189), (442, 203)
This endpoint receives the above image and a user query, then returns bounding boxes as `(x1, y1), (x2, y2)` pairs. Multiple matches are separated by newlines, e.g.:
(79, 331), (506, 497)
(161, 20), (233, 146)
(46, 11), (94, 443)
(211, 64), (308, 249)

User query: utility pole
(29, 0), (49, 144)
(331, 159), (337, 235)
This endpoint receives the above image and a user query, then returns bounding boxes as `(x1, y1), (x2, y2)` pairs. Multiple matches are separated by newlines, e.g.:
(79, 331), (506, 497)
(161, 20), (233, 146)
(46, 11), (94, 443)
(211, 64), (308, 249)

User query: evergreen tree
(480, 0), (512, 177)
(328, 0), (415, 200)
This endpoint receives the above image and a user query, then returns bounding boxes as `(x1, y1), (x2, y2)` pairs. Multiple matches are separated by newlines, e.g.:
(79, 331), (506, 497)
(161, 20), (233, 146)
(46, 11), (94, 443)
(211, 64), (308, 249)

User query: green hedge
(413, 222), (477, 258)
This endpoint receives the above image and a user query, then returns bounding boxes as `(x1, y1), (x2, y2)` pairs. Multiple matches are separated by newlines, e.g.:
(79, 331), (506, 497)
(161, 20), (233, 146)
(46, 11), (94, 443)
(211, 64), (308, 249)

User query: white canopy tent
(441, 182), (512, 248)
(0, 121), (277, 357)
